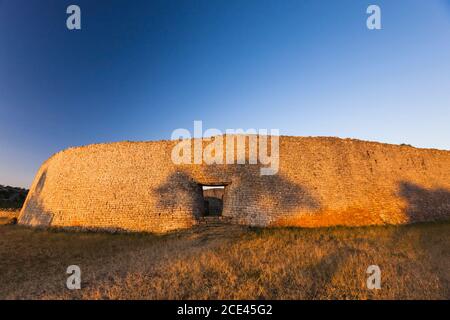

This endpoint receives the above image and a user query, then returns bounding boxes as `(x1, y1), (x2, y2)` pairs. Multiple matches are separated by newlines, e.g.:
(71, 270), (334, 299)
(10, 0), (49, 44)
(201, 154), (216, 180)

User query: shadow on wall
(155, 171), (204, 218)
(155, 166), (321, 223)
(19, 170), (54, 227)
(221, 165), (320, 225)
(398, 181), (450, 223)
(252, 173), (320, 211)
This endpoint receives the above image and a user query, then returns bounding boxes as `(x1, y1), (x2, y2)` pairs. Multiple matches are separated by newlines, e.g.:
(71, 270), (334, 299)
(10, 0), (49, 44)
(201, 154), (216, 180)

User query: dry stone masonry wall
(19, 136), (450, 233)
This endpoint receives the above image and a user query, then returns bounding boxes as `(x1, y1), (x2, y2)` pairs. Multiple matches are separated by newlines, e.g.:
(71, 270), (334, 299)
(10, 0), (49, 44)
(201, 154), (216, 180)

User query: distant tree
(0, 185), (29, 209)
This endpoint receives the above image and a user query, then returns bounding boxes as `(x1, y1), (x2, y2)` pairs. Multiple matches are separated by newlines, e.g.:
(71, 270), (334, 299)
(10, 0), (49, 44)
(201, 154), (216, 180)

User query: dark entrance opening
(201, 186), (225, 216)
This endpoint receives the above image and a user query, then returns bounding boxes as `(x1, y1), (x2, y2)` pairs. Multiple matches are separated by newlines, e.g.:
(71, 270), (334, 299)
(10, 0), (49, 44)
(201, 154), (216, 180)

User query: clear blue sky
(1, 0), (450, 187)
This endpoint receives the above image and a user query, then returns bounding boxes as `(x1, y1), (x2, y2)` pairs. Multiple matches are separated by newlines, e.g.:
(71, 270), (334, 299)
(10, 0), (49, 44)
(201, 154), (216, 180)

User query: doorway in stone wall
(201, 185), (225, 216)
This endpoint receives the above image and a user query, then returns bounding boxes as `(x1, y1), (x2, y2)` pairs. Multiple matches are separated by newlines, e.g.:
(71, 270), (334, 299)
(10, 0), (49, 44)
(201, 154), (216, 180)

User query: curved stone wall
(19, 136), (450, 233)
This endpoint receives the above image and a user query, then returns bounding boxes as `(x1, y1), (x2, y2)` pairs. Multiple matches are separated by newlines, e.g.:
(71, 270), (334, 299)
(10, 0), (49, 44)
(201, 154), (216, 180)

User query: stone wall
(19, 136), (450, 233)
(203, 188), (224, 200)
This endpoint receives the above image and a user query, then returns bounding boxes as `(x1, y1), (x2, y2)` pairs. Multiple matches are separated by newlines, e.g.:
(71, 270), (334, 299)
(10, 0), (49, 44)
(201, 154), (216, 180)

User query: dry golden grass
(0, 221), (448, 300)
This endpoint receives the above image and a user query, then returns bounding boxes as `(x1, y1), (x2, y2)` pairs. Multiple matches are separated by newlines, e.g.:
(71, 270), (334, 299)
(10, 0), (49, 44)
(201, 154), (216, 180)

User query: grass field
(0, 219), (448, 300)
